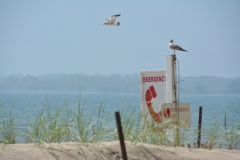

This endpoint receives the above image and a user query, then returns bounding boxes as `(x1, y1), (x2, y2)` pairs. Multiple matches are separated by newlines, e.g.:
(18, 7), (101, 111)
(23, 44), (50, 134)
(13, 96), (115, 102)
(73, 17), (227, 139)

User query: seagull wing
(110, 14), (121, 22)
(170, 43), (187, 52)
(170, 43), (182, 50)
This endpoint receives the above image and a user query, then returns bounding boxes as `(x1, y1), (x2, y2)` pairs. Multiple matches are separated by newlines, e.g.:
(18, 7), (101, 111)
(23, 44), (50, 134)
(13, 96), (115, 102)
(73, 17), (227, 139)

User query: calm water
(0, 91), (240, 143)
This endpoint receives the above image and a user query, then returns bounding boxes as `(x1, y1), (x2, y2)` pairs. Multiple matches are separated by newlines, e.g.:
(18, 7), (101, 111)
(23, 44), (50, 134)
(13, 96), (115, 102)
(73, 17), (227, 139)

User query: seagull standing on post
(169, 39), (188, 54)
(103, 14), (121, 26)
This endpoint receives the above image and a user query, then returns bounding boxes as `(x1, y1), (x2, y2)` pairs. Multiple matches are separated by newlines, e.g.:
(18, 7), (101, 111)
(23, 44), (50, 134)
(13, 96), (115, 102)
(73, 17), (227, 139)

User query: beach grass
(0, 99), (239, 150)
(0, 105), (17, 145)
(223, 114), (240, 149)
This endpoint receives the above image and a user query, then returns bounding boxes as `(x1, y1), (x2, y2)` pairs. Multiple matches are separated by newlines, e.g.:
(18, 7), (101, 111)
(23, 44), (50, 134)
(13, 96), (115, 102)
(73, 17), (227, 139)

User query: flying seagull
(103, 14), (121, 26)
(169, 39), (188, 54)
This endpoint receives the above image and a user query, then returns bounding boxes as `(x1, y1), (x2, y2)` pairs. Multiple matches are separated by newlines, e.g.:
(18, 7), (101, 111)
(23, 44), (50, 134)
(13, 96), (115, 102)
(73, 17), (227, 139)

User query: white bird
(103, 14), (121, 26)
(91, 128), (95, 135)
(169, 39), (188, 54)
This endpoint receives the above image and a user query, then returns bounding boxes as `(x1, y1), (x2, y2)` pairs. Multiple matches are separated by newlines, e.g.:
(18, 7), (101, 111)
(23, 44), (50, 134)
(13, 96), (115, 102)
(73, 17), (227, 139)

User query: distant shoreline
(1, 74), (239, 94)
(1, 90), (240, 95)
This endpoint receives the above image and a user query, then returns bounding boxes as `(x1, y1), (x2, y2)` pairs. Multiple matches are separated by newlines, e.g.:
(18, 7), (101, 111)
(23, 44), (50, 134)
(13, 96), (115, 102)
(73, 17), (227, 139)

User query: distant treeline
(0, 74), (240, 94)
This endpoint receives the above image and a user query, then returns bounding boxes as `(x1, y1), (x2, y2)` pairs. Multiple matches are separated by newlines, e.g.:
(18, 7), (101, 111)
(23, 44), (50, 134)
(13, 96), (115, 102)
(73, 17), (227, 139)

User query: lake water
(0, 91), (240, 144)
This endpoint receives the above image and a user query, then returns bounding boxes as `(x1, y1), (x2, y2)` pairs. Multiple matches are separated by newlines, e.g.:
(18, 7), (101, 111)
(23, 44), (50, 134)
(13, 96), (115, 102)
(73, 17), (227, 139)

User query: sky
(0, 1), (240, 78)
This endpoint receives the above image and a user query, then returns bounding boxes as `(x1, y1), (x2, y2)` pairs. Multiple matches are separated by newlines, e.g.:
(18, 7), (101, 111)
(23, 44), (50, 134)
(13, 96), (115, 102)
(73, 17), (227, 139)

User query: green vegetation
(0, 100), (239, 150)
(205, 122), (221, 149)
(0, 105), (17, 145)
(223, 114), (240, 150)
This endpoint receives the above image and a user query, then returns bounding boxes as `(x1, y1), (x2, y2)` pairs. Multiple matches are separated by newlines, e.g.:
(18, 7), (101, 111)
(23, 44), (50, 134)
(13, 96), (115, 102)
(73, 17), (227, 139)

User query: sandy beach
(0, 141), (239, 160)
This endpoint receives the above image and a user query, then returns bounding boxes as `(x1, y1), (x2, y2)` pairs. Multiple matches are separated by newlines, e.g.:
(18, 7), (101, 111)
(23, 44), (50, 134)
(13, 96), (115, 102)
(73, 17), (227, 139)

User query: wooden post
(197, 106), (202, 148)
(172, 54), (179, 146)
(115, 112), (127, 160)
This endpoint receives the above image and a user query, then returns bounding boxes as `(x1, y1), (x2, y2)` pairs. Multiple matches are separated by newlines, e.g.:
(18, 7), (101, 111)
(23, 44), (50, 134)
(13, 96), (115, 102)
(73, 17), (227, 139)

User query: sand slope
(0, 141), (239, 160)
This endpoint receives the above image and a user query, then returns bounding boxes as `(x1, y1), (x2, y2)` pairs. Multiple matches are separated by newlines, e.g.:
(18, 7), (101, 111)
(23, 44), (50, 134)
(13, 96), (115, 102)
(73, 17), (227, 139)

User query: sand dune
(0, 141), (239, 160)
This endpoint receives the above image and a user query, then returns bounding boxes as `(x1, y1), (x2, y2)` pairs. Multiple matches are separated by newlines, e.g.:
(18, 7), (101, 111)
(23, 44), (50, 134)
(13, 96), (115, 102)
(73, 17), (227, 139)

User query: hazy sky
(1, 1), (240, 78)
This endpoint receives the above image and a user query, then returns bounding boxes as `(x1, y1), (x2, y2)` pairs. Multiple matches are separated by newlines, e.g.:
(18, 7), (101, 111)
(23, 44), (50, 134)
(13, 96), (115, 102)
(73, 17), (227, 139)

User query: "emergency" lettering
(171, 108), (189, 112)
(143, 76), (166, 83)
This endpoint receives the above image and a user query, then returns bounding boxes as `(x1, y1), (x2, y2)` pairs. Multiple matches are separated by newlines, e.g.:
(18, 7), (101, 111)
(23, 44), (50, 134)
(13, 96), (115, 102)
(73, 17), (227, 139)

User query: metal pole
(197, 106), (202, 148)
(115, 112), (127, 160)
